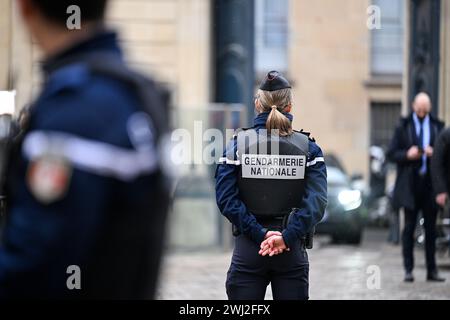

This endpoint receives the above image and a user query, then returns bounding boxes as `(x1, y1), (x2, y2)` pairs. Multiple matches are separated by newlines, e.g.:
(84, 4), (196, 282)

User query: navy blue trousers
(226, 234), (309, 300)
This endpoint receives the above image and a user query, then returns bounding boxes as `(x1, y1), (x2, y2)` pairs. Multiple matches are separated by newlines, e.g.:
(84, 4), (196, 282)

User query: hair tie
(271, 105), (277, 110)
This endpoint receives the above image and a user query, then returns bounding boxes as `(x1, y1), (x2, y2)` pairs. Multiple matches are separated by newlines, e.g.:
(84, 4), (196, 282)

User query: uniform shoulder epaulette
(47, 64), (90, 94)
(233, 126), (256, 138)
(294, 129), (316, 142)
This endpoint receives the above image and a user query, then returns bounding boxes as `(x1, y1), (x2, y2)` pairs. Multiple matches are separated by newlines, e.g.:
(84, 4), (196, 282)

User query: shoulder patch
(27, 154), (72, 204)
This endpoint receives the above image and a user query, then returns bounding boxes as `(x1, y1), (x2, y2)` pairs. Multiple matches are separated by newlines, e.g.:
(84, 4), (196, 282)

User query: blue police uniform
(215, 111), (327, 300)
(0, 31), (168, 298)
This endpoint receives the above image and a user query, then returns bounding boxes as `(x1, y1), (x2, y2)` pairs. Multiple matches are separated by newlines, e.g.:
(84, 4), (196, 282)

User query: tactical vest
(236, 128), (309, 217)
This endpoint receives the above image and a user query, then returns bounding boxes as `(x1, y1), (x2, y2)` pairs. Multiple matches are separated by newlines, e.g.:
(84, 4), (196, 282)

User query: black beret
(259, 71), (291, 91)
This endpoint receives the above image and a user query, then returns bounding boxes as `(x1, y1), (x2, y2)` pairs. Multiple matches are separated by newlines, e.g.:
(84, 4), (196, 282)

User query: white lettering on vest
(242, 154), (306, 180)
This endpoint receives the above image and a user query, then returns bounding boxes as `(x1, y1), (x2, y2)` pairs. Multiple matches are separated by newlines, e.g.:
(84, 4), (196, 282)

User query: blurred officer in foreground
(215, 71), (327, 300)
(0, 0), (170, 298)
(431, 127), (450, 210)
(387, 92), (445, 282)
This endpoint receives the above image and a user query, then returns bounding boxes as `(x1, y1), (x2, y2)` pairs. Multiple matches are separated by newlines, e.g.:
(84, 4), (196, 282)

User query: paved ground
(157, 228), (450, 300)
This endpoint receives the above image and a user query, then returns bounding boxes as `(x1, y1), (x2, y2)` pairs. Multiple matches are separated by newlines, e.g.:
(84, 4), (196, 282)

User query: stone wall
(289, 0), (374, 178)
(2, 0), (212, 111)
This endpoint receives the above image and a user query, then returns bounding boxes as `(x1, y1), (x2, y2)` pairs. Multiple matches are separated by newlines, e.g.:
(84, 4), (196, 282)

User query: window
(255, 0), (289, 74)
(370, 102), (401, 148)
(371, 0), (405, 75)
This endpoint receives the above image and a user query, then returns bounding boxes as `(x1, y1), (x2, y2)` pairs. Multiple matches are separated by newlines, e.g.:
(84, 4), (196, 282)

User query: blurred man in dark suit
(387, 92), (445, 282)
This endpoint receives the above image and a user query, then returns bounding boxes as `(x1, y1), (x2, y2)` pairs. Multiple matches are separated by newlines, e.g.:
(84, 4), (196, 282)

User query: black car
(316, 155), (366, 244)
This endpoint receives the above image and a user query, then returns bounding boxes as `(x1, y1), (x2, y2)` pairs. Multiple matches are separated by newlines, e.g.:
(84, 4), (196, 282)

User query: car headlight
(338, 189), (362, 211)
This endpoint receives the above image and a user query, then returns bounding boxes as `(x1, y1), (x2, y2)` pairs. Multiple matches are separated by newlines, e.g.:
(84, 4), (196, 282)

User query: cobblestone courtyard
(157, 229), (450, 300)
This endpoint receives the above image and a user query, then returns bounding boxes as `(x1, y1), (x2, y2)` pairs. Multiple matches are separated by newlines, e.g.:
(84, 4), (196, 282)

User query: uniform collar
(253, 111), (294, 128)
(42, 29), (122, 76)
